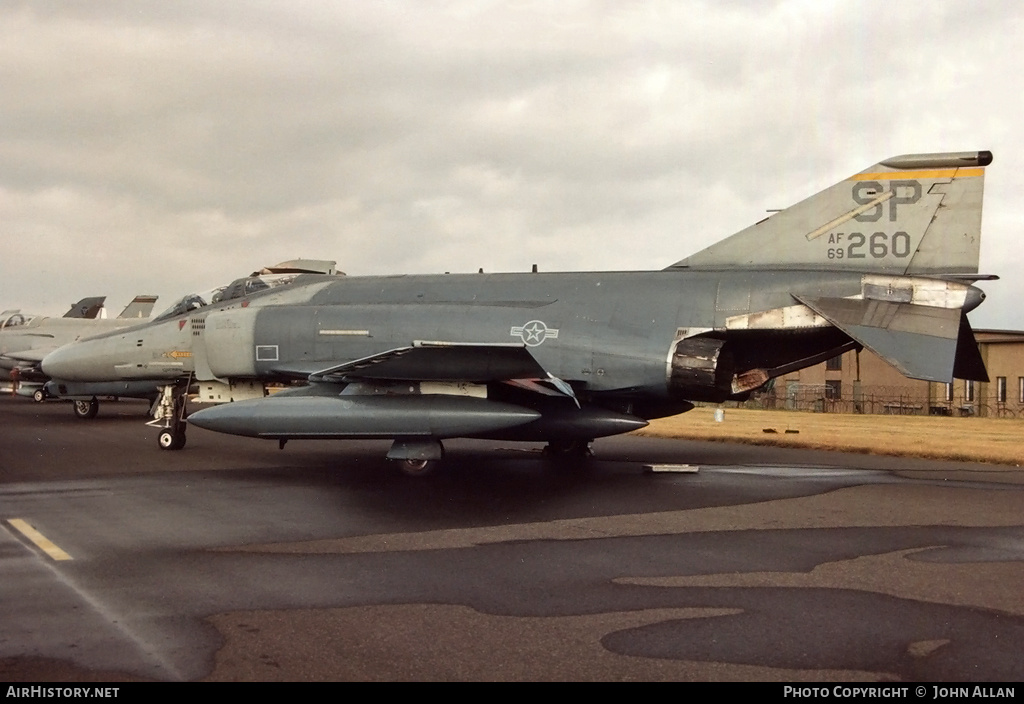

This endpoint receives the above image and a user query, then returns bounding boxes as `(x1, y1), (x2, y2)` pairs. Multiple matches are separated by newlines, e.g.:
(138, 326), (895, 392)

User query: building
(764, 329), (1024, 418)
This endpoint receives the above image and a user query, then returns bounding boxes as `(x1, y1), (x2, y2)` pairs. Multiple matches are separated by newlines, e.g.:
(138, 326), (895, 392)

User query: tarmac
(1, 394), (1023, 681)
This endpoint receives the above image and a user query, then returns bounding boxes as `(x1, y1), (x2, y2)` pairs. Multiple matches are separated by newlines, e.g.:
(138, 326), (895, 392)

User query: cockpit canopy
(212, 276), (273, 303)
(0, 312), (34, 330)
(151, 273), (307, 322)
(152, 259), (341, 323)
(152, 292), (220, 322)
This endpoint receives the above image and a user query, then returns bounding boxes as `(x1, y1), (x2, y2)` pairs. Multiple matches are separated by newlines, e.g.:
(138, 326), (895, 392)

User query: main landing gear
(393, 458), (440, 477)
(148, 385), (188, 451)
(72, 396), (99, 419)
(543, 438), (594, 459)
(386, 438), (444, 477)
(542, 438), (594, 471)
(384, 438), (594, 477)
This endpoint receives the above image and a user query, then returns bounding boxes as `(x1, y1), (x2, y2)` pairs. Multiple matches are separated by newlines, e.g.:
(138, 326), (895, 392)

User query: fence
(743, 383), (1021, 418)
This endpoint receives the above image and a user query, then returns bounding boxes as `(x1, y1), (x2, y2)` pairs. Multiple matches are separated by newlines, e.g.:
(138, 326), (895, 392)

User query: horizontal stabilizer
(796, 296), (962, 382)
(309, 343), (548, 383)
(953, 316), (988, 382)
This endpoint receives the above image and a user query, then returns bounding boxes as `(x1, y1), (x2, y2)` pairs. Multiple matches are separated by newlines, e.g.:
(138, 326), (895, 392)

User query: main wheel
(72, 397), (99, 419)
(543, 439), (593, 458)
(33, 389), (46, 403)
(395, 458), (438, 477)
(158, 426), (187, 451)
(542, 439), (594, 471)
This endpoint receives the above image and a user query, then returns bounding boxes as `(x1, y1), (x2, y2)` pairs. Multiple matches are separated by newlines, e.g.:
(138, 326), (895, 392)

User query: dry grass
(637, 407), (1024, 466)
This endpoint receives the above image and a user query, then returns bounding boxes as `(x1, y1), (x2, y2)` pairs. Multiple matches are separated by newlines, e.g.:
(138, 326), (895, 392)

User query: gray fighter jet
(2, 295), (158, 403)
(42, 262), (337, 418)
(41, 151), (993, 474)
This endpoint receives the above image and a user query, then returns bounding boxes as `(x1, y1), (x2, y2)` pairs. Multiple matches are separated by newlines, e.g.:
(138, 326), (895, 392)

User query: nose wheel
(158, 423), (187, 451)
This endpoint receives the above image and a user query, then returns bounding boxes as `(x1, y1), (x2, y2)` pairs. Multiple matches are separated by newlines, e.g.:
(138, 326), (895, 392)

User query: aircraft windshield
(151, 274), (305, 322)
(152, 288), (226, 322)
(1, 313), (35, 329)
(211, 273), (302, 304)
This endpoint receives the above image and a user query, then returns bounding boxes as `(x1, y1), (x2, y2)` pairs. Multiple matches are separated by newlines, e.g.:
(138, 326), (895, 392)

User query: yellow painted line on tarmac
(7, 518), (72, 561)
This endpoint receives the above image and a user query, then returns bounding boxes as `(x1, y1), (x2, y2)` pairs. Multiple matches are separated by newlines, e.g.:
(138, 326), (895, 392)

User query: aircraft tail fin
(63, 297), (106, 319)
(668, 151), (991, 275)
(117, 295), (159, 319)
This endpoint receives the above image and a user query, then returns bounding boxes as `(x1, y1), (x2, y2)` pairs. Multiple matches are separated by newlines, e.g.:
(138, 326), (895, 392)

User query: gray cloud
(1, 1), (1021, 329)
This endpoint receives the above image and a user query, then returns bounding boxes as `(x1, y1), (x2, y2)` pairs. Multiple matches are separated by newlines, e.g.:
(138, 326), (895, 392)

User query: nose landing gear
(148, 384), (189, 451)
(386, 438), (444, 476)
(158, 424), (187, 450)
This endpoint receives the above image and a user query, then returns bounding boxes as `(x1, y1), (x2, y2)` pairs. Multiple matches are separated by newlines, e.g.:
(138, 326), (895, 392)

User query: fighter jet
(2, 295), (158, 403)
(41, 151), (993, 474)
(42, 261), (338, 419)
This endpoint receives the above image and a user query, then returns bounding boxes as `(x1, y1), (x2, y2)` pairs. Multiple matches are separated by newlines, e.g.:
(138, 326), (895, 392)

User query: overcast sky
(2, 1), (1021, 328)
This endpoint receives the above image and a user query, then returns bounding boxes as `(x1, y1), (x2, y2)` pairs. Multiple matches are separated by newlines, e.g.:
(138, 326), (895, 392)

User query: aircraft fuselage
(41, 268), (982, 409)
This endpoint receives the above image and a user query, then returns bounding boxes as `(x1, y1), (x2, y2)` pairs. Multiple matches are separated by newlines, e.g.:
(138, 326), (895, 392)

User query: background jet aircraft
(1, 295), (105, 330)
(42, 151), (994, 474)
(43, 261), (339, 418)
(1, 295), (106, 397)
(2, 295), (158, 403)
(59, 296), (107, 320)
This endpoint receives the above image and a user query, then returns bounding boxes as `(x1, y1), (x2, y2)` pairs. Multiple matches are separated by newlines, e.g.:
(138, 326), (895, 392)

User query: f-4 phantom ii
(42, 151), (994, 474)
(2, 295), (158, 403)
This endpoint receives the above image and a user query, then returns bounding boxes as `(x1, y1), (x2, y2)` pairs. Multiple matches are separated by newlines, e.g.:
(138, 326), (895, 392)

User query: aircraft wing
(306, 342), (549, 383)
(271, 342), (579, 401)
(795, 295), (986, 383)
(267, 345), (544, 381)
(190, 341), (590, 444)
